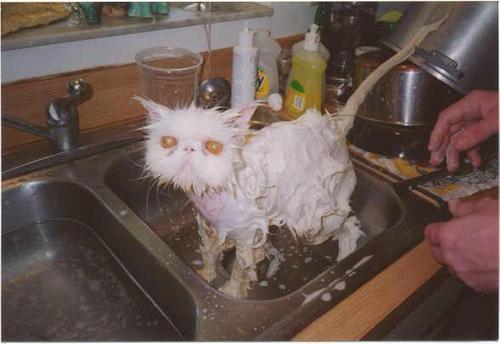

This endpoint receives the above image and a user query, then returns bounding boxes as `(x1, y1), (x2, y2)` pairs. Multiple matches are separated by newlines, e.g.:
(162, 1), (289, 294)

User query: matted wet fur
(138, 98), (362, 298)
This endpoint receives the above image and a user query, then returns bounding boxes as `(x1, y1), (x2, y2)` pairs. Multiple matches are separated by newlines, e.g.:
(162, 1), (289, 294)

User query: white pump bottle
(231, 24), (258, 109)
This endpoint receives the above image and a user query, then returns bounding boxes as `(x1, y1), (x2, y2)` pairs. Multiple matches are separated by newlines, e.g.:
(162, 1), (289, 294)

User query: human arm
(424, 197), (499, 293)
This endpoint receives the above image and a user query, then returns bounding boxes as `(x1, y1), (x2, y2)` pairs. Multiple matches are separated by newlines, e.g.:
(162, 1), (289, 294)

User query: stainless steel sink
(2, 180), (194, 340)
(104, 150), (405, 300)
(2, 139), (445, 340)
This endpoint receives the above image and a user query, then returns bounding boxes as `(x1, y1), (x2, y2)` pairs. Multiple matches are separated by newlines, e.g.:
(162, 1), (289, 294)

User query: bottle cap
(309, 23), (319, 34)
(239, 23), (255, 50)
(304, 24), (320, 51)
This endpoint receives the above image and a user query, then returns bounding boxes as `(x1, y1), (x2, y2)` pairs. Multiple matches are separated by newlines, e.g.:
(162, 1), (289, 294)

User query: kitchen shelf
(1, 2), (273, 51)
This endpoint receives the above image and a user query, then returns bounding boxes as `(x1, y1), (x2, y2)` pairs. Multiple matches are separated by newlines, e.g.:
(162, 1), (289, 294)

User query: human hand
(428, 91), (498, 172)
(424, 197), (499, 293)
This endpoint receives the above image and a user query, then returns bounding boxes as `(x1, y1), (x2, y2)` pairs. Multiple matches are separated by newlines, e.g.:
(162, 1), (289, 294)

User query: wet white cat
(138, 98), (363, 298)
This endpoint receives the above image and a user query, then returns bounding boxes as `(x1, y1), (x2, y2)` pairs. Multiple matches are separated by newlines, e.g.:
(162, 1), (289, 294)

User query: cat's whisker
(154, 181), (169, 220)
(144, 177), (159, 220)
(124, 154), (147, 170)
(126, 174), (152, 183)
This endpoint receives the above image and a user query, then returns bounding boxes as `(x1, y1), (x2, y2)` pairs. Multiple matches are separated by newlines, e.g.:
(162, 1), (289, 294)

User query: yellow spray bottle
(283, 26), (327, 120)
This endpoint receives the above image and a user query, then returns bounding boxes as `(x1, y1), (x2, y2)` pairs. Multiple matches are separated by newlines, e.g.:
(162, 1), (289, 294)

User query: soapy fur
(138, 8), (452, 298)
(139, 97), (362, 298)
(140, 100), (245, 195)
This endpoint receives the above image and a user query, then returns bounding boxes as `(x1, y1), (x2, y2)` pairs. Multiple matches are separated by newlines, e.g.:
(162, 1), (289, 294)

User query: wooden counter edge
(293, 241), (442, 341)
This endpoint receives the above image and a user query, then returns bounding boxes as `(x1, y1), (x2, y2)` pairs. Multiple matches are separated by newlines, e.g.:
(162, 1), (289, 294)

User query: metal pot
(354, 50), (461, 127)
(381, 2), (498, 95)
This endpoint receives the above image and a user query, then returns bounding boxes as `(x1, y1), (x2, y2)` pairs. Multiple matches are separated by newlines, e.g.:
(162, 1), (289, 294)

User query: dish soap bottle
(255, 29), (281, 99)
(231, 24), (258, 109)
(284, 25), (327, 119)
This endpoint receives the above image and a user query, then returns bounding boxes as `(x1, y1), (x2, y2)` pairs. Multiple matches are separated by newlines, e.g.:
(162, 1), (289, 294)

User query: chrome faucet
(2, 79), (92, 151)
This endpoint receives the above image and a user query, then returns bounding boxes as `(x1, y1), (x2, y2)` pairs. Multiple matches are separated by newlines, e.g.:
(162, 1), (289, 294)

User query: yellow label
(284, 88), (306, 119)
(256, 67), (270, 98)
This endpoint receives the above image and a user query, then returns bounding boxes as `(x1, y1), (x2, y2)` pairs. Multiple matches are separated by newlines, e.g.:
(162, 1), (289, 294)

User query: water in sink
(106, 150), (406, 300)
(2, 181), (187, 341)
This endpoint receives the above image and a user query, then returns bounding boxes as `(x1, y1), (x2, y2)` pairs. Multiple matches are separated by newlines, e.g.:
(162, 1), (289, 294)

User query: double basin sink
(2, 140), (445, 340)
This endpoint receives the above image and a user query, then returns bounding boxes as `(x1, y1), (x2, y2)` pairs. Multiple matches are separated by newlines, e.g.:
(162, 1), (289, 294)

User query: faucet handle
(47, 78), (92, 123)
(45, 78), (93, 151)
(67, 78), (91, 98)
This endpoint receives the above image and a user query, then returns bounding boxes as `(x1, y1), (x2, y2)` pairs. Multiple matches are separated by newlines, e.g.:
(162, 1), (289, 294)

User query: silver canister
(354, 51), (461, 127)
(381, 2), (498, 95)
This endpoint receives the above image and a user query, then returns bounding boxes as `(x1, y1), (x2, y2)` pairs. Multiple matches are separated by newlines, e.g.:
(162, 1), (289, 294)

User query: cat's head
(137, 97), (253, 195)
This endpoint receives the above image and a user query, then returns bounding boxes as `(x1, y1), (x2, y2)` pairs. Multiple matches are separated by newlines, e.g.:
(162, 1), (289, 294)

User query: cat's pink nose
(184, 146), (195, 153)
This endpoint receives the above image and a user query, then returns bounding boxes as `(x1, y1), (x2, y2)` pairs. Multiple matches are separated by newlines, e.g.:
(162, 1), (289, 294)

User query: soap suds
(302, 287), (326, 305)
(258, 280), (269, 287)
(353, 255), (373, 270)
(266, 246), (285, 279)
(321, 292), (332, 302)
(191, 259), (203, 266)
(333, 281), (346, 291)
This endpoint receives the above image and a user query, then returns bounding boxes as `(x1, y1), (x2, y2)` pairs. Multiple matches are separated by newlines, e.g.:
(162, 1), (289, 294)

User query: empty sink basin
(2, 180), (192, 341)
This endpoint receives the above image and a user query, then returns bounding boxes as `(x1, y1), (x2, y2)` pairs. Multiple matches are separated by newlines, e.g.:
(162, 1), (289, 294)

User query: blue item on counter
(127, 2), (153, 18)
(151, 2), (170, 15)
(78, 2), (103, 25)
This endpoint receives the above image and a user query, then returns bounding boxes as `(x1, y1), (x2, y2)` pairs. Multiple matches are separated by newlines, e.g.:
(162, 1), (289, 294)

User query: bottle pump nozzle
(309, 23), (319, 34)
(304, 24), (320, 52)
(239, 22), (255, 50)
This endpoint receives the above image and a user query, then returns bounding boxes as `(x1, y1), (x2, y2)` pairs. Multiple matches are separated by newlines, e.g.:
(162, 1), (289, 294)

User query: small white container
(255, 29), (282, 99)
(231, 25), (258, 109)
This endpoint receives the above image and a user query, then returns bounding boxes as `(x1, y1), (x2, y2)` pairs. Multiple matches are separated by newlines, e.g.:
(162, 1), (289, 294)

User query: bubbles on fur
(137, 97), (363, 298)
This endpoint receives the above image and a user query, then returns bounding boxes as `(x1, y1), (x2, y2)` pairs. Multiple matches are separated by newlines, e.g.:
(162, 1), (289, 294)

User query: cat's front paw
(197, 267), (217, 283)
(219, 279), (250, 299)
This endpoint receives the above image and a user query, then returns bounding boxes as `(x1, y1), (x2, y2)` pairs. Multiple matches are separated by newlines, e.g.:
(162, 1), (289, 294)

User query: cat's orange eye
(160, 136), (177, 149)
(205, 140), (223, 155)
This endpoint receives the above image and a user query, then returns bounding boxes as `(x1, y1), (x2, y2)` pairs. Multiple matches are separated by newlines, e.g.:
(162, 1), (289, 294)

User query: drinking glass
(135, 47), (203, 108)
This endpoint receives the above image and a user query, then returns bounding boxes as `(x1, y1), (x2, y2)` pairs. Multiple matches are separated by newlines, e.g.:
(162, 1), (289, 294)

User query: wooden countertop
(294, 187), (498, 340)
(294, 241), (442, 340)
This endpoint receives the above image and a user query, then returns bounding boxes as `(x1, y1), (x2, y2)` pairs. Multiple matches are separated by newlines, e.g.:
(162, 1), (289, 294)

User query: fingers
(448, 198), (476, 217)
(428, 93), (485, 150)
(424, 222), (443, 246)
(466, 147), (482, 168)
(445, 125), (477, 172)
(425, 196), (499, 293)
(445, 140), (460, 172)
(430, 122), (484, 170)
(428, 126), (448, 152)
(429, 123), (463, 168)
(448, 197), (494, 217)
(428, 90), (498, 151)
(430, 246), (444, 265)
(429, 136), (448, 166)
(452, 116), (498, 151)
(425, 223), (445, 265)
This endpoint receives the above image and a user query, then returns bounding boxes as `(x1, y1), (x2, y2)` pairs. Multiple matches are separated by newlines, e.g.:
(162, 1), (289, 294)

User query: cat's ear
(231, 103), (259, 129)
(134, 96), (165, 123)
